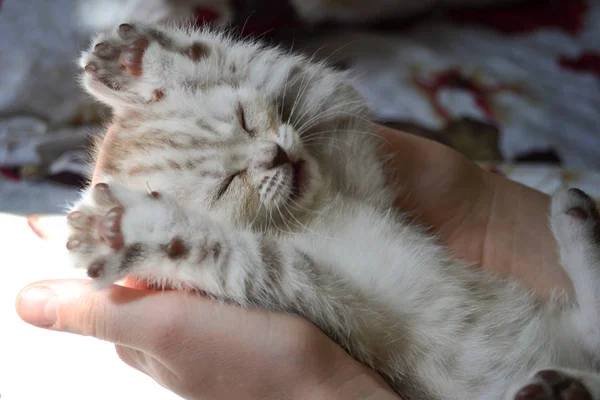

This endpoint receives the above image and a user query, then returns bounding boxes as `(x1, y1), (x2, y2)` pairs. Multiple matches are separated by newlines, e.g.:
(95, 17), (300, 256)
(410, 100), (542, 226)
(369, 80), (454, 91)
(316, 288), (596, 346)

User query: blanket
(297, 0), (600, 168)
(1, 0), (598, 211)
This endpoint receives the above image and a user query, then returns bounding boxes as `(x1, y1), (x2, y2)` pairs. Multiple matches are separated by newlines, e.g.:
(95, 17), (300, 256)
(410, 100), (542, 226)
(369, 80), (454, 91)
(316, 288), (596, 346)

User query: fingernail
(17, 286), (57, 327)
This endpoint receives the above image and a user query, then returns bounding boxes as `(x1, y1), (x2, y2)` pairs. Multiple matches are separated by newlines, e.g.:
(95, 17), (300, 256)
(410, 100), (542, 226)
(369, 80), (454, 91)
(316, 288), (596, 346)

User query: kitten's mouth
(290, 160), (307, 200)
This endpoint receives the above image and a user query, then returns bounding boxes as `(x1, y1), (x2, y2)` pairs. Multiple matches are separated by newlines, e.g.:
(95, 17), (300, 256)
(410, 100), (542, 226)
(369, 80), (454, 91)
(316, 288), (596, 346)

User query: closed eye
(238, 104), (254, 136)
(216, 174), (236, 199)
(216, 170), (245, 199)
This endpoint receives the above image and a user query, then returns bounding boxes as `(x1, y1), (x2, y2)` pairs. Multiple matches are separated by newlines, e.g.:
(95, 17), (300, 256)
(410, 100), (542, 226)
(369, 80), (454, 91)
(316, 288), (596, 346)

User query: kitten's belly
(296, 205), (589, 398)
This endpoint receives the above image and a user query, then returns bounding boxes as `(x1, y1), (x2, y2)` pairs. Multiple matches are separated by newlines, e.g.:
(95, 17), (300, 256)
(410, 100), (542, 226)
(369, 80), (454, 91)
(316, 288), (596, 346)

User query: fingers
(114, 344), (179, 387)
(15, 279), (183, 349)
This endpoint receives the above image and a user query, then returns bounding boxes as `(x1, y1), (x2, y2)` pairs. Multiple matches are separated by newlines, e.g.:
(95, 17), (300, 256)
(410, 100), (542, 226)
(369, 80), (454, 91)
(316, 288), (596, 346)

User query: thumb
(15, 279), (178, 349)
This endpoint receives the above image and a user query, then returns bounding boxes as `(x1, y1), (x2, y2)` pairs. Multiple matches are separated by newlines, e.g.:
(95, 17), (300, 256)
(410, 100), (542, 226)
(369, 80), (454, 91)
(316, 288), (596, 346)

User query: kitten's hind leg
(79, 23), (210, 110)
(506, 368), (600, 400)
(550, 188), (600, 354)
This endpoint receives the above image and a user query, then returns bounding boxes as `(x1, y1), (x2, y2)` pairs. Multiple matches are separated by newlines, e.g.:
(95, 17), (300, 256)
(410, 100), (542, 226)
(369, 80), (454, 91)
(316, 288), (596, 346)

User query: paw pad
(99, 207), (124, 250)
(118, 23), (135, 38)
(119, 38), (149, 77)
(515, 370), (592, 400)
(93, 42), (120, 59)
(94, 42), (109, 52)
(566, 207), (588, 221)
(94, 183), (118, 205)
(84, 63), (99, 74)
(151, 90), (165, 103)
(87, 260), (106, 279)
(188, 42), (209, 61)
(164, 237), (188, 259)
(66, 238), (82, 251)
(514, 383), (545, 400)
(67, 211), (94, 229)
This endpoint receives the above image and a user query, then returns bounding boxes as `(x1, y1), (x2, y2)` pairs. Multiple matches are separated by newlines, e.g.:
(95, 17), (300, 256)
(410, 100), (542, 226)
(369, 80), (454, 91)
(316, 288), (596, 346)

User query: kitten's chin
(284, 159), (324, 218)
(252, 159), (321, 229)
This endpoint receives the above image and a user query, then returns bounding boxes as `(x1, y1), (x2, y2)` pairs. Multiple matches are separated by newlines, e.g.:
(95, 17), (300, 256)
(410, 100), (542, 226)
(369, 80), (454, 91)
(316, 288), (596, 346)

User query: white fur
(67, 23), (600, 399)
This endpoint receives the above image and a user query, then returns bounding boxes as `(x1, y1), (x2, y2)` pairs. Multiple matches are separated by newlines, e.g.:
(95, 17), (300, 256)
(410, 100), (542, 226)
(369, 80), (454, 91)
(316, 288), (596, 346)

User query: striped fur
(66, 23), (600, 400)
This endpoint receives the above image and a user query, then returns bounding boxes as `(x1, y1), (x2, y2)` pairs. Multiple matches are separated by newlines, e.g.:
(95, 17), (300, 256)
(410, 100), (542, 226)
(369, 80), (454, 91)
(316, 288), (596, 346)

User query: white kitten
(67, 22), (600, 399)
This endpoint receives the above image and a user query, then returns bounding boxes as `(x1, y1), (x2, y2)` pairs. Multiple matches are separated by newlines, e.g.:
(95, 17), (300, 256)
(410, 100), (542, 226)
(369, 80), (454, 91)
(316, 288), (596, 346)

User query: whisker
(294, 100), (366, 134)
(284, 198), (334, 240)
(302, 128), (390, 146)
(274, 201), (295, 235)
(288, 39), (358, 127)
(308, 39), (358, 69)
(249, 199), (264, 229)
(300, 138), (344, 153)
(286, 47), (330, 127)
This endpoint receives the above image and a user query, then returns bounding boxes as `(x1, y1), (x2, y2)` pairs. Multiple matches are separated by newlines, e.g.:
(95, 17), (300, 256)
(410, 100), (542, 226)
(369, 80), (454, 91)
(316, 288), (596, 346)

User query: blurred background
(1, 0), (599, 217)
(1, 0), (599, 398)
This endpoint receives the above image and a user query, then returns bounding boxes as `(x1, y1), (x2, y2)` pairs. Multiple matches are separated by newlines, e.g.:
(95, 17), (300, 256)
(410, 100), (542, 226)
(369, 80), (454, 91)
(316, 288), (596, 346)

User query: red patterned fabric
(448, 0), (588, 35)
(0, 167), (20, 181)
(194, 1), (299, 36)
(559, 51), (600, 78)
(414, 69), (522, 123)
(311, 0), (600, 167)
(194, 7), (221, 25)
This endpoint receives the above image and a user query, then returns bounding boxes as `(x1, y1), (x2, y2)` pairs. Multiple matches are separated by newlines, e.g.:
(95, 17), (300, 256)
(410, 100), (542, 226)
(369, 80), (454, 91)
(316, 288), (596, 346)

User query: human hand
(16, 124), (566, 400)
(375, 125), (569, 299)
(17, 123), (403, 400)
(16, 280), (397, 400)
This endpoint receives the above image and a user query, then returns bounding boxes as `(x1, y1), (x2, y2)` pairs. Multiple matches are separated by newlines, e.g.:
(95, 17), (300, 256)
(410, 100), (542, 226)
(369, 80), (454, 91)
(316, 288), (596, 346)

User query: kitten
(67, 22), (600, 400)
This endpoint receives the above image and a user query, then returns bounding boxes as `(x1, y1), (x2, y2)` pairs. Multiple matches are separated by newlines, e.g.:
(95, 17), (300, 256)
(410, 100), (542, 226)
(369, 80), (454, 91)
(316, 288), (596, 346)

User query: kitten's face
(93, 28), (365, 232)
(206, 89), (323, 229)
(130, 85), (326, 230)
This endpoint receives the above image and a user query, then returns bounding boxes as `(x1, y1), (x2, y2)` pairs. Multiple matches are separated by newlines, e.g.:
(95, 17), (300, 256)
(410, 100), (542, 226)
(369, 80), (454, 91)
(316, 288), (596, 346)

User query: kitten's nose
(269, 145), (291, 169)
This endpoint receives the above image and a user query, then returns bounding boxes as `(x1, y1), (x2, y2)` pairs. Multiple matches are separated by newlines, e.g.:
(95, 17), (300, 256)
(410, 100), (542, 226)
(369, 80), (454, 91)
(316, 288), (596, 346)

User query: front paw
(80, 23), (162, 105)
(79, 22), (211, 106)
(66, 182), (170, 287)
(67, 182), (224, 289)
(66, 183), (134, 285)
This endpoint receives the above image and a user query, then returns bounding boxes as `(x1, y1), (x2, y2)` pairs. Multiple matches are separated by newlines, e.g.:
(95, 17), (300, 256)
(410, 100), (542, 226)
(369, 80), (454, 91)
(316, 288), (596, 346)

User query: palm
(376, 125), (570, 299)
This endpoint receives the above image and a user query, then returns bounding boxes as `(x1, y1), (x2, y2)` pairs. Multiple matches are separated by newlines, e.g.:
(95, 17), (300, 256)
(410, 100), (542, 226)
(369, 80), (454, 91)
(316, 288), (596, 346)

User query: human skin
(375, 125), (570, 298)
(16, 125), (570, 400)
